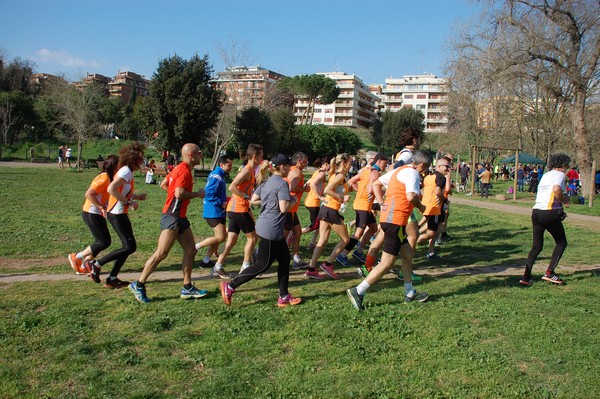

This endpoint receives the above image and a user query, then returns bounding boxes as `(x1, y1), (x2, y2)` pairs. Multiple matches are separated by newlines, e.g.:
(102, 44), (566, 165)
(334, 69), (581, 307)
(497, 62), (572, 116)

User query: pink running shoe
(220, 281), (235, 306)
(305, 270), (324, 280)
(277, 294), (302, 308)
(320, 263), (338, 279)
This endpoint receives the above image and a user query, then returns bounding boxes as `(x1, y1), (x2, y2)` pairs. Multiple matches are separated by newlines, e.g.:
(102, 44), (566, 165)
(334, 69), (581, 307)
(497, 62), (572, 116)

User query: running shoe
(210, 267), (230, 279)
(426, 253), (442, 260)
(541, 273), (564, 285)
(434, 239), (443, 246)
(346, 287), (365, 311)
(292, 259), (309, 270)
(307, 242), (316, 250)
(220, 281), (235, 306)
(320, 263), (338, 279)
(277, 294), (302, 308)
(404, 289), (429, 303)
(104, 277), (129, 289)
(181, 285), (208, 299)
(335, 254), (351, 267)
(441, 233), (453, 241)
(84, 260), (101, 283)
(356, 265), (369, 278)
(389, 267), (400, 276)
(129, 281), (150, 304)
(397, 271), (423, 283)
(305, 269), (324, 280)
(519, 276), (534, 286)
(199, 259), (215, 269)
(352, 250), (367, 263)
(68, 253), (84, 275)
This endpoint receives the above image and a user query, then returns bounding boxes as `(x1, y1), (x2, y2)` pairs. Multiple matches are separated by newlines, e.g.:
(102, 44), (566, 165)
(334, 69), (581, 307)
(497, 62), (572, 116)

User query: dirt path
(451, 196), (600, 231)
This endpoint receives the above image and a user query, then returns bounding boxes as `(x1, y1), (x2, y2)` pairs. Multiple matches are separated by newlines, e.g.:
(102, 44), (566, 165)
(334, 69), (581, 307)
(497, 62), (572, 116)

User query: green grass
(1, 166), (600, 398)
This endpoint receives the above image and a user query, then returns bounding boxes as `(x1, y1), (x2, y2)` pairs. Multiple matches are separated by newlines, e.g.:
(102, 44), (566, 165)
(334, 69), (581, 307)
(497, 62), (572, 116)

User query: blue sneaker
(129, 281), (150, 303)
(180, 285), (208, 299)
(336, 254), (351, 267)
(352, 250), (366, 263)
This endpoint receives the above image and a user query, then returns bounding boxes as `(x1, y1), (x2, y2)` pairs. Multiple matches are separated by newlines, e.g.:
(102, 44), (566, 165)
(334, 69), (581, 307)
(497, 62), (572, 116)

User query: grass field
(1, 167), (599, 398)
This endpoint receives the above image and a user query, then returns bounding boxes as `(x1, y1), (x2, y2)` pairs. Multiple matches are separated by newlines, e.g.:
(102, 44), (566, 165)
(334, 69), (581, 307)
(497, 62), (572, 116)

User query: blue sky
(1, 0), (479, 84)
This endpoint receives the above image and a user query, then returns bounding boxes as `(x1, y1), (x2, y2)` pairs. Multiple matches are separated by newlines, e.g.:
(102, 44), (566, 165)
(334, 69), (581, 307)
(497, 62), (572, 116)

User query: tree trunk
(77, 139), (83, 172)
(570, 93), (593, 196)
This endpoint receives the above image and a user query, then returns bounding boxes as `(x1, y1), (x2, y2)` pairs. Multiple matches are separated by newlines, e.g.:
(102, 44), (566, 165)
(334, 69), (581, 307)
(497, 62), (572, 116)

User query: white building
(381, 74), (449, 133)
(294, 72), (380, 129)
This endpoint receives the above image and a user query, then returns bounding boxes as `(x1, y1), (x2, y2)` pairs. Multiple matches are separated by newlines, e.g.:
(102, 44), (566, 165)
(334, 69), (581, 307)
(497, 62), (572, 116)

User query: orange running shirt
(285, 166), (305, 213)
(226, 164), (255, 213)
(82, 172), (111, 215)
(353, 167), (377, 211)
(162, 162), (194, 217)
(421, 172), (446, 216)
(379, 166), (420, 226)
(322, 173), (347, 211)
(304, 170), (324, 207)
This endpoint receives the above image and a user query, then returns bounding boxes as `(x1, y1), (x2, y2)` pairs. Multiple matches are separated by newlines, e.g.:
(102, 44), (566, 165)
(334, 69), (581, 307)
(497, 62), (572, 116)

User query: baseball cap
(271, 154), (293, 167)
(370, 153), (387, 165)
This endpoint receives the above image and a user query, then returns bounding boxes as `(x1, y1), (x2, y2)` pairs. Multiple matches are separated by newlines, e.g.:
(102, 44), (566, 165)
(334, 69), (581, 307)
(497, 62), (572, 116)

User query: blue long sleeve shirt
(202, 166), (227, 219)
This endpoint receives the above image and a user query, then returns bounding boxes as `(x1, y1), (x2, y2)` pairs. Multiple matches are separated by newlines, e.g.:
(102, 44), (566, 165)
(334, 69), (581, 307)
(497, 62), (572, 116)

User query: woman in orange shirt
(212, 144), (263, 278)
(302, 157), (330, 250)
(306, 153), (351, 280)
(68, 155), (119, 275)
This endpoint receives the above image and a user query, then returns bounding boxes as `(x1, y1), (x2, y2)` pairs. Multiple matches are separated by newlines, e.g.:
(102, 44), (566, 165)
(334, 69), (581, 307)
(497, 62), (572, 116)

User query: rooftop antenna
(416, 48), (429, 74)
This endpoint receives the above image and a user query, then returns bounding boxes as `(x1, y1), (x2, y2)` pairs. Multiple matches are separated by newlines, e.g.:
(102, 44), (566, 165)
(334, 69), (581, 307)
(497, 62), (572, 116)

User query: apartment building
(294, 72), (379, 129)
(107, 71), (150, 103)
(212, 65), (287, 109)
(77, 73), (112, 96)
(381, 74), (449, 133)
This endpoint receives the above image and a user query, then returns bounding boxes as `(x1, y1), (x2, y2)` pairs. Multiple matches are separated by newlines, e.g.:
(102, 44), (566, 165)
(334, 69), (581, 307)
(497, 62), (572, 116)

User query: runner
(416, 157), (449, 259)
(306, 153), (352, 280)
(363, 127), (424, 282)
(220, 154), (302, 308)
(68, 155), (119, 275)
(128, 143), (208, 303)
(347, 150), (432, 311)
(84, 143), (147, 288)
(336, 152), (388, 274)
(284, 152), (311, 269)
(520, 153), (571, 286)
(195, 155), (233, 268)
(301, 157), (330, 251)
(212, 144), (263, 278)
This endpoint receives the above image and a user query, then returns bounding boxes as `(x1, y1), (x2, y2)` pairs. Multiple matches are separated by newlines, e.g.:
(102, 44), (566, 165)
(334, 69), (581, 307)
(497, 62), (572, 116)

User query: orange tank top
(226, 164), (255, 213)
(304, 170), (324, 208)
(322, 173), (347, 211)
(379, 166), (414, 226)
(82, 172), (111, 215)
(421, 174), (442, 216)
(285, 166), (305, 213)
(353, 167), (376, 211)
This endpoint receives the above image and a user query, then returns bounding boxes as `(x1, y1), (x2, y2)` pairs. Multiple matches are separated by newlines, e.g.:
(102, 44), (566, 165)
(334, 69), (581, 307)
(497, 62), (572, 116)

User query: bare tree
(0, 97), (19, 146)
(48, 80), (104, 170)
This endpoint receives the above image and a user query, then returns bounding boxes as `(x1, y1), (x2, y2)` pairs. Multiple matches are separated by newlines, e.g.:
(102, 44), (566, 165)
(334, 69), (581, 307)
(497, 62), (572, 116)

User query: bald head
(181, 143), (202, 166)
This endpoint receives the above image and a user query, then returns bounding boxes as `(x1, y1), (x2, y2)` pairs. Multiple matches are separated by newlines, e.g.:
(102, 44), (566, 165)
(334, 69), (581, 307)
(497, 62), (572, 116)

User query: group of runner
(68, 132), (571, 310)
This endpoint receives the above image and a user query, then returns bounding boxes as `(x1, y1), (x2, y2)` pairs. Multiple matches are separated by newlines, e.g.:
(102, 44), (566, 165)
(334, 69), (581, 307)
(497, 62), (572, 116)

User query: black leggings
(229, 236), (290, 297)
(97, 213), (137, 277)
(525, 209), (567, 276)
(81, 211), (111, 256)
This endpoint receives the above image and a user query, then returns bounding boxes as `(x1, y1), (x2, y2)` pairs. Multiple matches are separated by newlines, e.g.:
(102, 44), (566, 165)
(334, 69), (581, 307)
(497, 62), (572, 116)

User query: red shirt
(162, 162), (194, 217)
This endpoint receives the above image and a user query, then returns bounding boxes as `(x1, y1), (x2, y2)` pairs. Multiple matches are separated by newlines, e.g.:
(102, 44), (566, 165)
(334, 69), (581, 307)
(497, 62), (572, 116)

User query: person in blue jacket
(195, 155), (233, 268)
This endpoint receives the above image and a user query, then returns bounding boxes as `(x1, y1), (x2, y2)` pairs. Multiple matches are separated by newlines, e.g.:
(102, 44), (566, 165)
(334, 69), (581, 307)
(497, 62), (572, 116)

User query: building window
(417, 94), (426, 99)
(416, 104), (426, 110)
(404, 94), (413, 99)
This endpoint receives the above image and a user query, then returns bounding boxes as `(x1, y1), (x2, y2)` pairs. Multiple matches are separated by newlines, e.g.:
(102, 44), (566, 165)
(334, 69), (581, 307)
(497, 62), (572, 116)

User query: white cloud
(36, 49), (100, 69)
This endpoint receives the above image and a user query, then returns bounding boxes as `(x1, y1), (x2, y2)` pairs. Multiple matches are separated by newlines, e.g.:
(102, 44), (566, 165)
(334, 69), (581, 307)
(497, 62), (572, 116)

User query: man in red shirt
(129, 143), (207, 303)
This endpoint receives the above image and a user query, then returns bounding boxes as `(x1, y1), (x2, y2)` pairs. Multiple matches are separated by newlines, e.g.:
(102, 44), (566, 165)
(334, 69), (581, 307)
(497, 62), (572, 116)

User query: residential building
(28, 73), (66, 94)
(381, 74), (449, 133)
(211, 65), (287, 109)
(107, 71), (150, 103)
(77, 73), (112, 96)
(294, 72), (379, 129)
